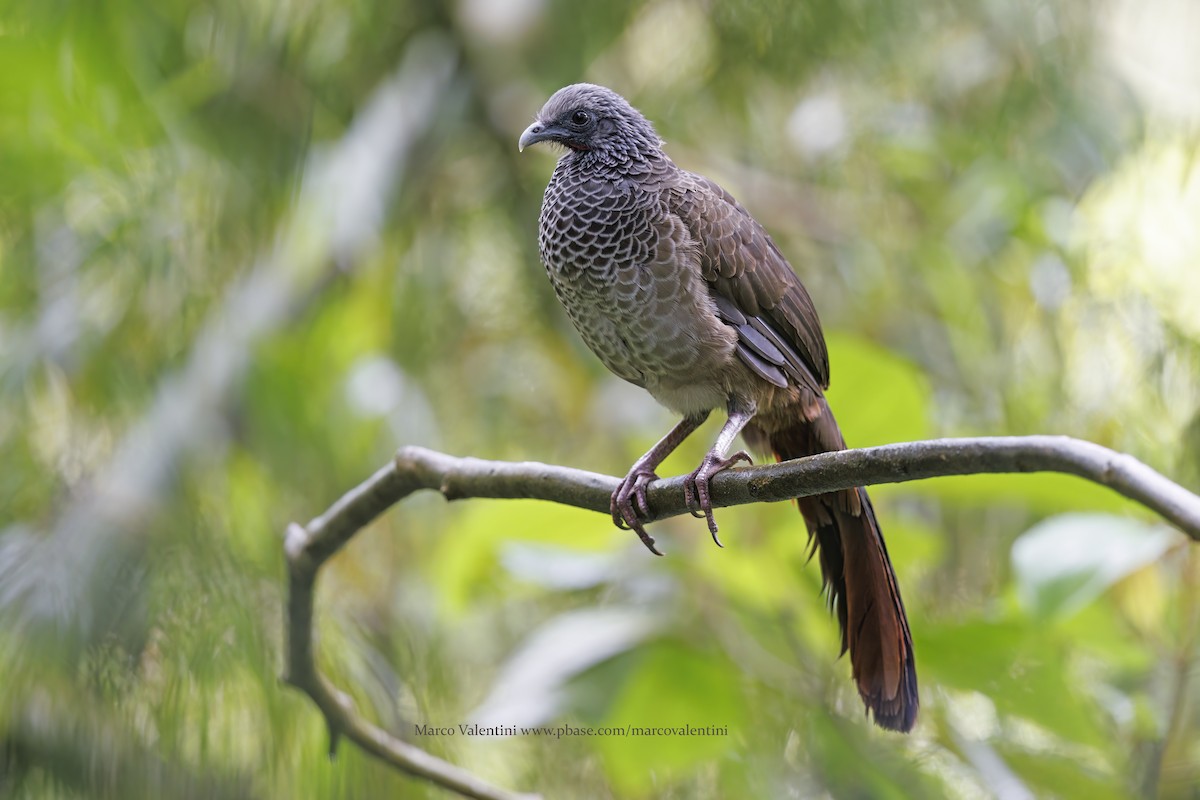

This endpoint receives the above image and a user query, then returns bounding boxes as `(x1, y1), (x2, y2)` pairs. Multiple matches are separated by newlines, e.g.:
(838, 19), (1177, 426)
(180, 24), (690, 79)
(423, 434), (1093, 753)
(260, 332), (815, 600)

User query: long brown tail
(767, 402), (918, 732)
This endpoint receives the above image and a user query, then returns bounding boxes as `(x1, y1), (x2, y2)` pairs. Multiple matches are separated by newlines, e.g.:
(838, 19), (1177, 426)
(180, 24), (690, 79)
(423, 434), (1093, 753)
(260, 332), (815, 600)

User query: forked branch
(283, 435), (1200, 799)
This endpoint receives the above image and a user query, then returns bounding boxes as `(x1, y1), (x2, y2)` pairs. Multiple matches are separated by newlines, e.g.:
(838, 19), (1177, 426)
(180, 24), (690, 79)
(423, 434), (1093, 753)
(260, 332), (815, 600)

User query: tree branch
(283, 434), (1200, 799)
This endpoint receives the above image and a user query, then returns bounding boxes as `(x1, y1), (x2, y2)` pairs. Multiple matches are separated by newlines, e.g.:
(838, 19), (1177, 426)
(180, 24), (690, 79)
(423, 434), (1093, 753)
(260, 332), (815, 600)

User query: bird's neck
(562, 148), (669, 179)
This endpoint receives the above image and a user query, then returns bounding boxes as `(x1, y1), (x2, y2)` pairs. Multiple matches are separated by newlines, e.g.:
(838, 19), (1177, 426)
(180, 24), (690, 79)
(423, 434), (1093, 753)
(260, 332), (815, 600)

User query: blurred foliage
(2, 0), (1200, 797)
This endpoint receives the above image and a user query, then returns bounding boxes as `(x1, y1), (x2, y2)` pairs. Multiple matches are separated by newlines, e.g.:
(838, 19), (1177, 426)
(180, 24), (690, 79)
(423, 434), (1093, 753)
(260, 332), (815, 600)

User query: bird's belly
(549, 266), (735, 414)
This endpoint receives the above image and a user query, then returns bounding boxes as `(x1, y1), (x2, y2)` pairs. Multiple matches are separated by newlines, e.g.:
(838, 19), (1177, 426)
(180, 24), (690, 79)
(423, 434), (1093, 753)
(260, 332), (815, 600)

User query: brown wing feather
(668, 170), (919, 732)
(669, 173), (830, 393)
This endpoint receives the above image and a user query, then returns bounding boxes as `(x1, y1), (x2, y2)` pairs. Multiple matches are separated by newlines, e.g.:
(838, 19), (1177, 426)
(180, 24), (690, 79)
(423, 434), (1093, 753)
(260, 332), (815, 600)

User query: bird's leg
(612, 410), (711, 555)
(684, 398), (756, 547)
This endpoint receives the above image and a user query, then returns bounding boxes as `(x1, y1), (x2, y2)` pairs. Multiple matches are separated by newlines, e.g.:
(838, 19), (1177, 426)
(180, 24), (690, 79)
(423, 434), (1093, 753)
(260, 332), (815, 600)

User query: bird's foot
(684, 450), (753, 547)
(611, 466), (663, 556)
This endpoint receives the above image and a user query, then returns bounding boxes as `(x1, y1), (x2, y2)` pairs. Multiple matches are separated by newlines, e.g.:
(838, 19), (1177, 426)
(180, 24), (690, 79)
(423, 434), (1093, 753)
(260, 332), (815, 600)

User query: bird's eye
(570, 110), (591, 126)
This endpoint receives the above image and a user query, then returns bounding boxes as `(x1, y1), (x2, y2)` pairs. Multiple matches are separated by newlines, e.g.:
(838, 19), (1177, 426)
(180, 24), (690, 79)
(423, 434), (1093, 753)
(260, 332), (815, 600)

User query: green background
(3, 0), (1200, 797)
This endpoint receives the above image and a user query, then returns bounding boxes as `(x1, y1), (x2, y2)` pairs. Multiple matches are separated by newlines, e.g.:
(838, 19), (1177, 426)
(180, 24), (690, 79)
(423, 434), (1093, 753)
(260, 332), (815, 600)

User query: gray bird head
(518, 84), (663, 161)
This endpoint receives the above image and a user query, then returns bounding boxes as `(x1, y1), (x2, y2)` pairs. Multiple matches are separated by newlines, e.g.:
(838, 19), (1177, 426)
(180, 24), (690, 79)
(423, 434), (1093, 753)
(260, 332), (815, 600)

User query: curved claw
(685, 450), (754, 548)
(631, 520), (663, 556)
(610, 468), (664, 556)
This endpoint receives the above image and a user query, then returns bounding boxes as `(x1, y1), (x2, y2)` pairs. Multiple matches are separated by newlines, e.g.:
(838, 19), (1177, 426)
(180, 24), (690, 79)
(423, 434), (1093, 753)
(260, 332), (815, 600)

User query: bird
(518, 83), (918, 732)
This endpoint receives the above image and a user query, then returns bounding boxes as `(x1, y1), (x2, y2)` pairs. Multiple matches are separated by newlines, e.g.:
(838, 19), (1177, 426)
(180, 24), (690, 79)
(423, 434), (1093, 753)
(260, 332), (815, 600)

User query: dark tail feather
(769, 406), (919, 732)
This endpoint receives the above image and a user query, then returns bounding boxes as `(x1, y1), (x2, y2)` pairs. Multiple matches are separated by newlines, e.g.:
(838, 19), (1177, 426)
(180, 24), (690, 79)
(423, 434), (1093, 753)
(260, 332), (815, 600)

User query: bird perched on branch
(519, 83), (917, 732)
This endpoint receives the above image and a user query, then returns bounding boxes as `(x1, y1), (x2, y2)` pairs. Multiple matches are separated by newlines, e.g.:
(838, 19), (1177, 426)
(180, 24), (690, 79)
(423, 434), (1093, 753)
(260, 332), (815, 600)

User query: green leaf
(1011, 513), (1179, 619)
(596, 640), (744, 795)
(824, 333), (932, 447)
(471, 607), (660, 728)
(1000, 748), (1125, 800)
(432, 499), (617, 615)
(913, 472), (1143, 517)
(917, 618), (1107, 748)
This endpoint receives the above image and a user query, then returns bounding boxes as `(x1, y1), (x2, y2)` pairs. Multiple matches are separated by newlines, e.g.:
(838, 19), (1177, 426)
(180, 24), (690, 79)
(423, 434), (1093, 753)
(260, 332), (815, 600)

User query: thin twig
(283, 435), (1200, 799)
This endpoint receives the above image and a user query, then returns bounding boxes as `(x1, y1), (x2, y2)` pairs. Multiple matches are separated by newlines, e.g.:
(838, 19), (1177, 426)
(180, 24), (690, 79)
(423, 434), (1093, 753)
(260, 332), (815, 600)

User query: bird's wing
(669, 171), (830, 393)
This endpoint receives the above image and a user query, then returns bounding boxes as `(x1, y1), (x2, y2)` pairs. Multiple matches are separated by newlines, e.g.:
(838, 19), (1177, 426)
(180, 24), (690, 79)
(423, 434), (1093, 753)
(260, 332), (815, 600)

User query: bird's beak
(518, 121), (559, 152)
